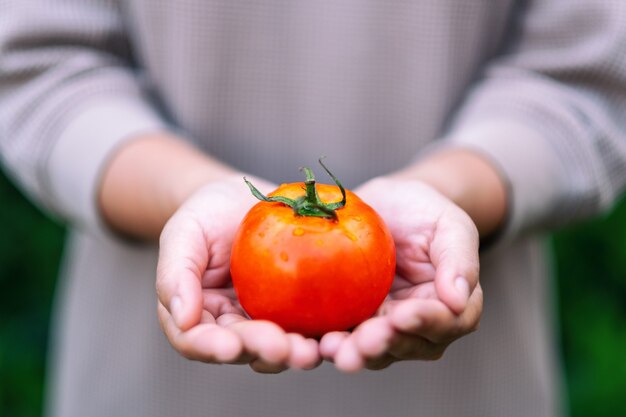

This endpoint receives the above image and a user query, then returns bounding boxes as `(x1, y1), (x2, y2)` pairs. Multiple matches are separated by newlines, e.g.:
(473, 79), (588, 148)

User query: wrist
(389, 148), (508, 238)
(98, 132), (238, 239)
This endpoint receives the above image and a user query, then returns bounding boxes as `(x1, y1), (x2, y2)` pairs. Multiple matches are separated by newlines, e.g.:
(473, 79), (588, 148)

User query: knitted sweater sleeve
(0, 0), (167, 231)
(443, 0), (626, 239)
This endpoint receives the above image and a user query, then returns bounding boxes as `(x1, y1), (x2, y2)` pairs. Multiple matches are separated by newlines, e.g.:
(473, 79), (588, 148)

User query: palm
(386, 220), (439, 304)
(156, 177), (321, 372)
(365, 178), (480, 307)
(320, 178), (482, 371)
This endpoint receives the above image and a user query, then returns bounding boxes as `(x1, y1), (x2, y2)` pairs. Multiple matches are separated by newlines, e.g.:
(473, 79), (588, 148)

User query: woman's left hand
(319, 177), (483, 371)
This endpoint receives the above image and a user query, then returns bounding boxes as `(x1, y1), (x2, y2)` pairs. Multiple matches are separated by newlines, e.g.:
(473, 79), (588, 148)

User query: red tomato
(230, 163), (395, 337)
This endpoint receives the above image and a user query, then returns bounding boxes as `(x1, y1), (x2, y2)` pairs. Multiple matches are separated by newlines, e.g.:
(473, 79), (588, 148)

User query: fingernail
(170, 296), (183, 327)
(455, 276), (470, 305)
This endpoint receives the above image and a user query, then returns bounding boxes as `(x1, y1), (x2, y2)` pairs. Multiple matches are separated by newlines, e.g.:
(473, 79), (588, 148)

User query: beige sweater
(1, 1), (626, 416)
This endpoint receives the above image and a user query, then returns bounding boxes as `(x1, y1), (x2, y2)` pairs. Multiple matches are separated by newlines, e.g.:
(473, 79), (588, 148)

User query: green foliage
(552, 199), (626, 417)
(0, 167), (625, 417)
(0, 171), (64, 417)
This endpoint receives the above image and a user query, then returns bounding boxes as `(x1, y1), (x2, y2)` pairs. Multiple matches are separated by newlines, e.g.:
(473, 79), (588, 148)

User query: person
(1, 0), (625, 416)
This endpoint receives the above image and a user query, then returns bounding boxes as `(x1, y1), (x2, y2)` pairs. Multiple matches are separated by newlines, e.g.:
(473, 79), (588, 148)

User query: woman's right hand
(156, 176), (322, 373)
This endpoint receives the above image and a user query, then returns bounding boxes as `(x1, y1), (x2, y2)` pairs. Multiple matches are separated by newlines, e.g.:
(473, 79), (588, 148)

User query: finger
(354, 314), (438, 368)
(157, 216), (208, 330)
(158, 302), (243, 362)
(389, 298), (454, 343)
(382, 295), (453, 359)
(430, 209), (480, 314)
(319, 331), (349, 360)
(363, 354), (396, 370)
(334, 337), (364, 373)
(249, 359), (289, 374)
(388, 332), (445, 361)
(415, 285), (483, 341)
(353, 316), (395, 358)
(351, 318), (397, 370)
(287, 334), (322, 370)
(223, 318), (291, 365)
(389, 295), (481, 344)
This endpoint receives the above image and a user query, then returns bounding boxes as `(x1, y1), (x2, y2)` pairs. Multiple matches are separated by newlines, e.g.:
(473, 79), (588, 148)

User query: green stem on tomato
(244, 157), (347, 219)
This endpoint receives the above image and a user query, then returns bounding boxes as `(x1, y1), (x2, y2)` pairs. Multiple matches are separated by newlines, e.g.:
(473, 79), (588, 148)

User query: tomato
(230, 161), (395, 337)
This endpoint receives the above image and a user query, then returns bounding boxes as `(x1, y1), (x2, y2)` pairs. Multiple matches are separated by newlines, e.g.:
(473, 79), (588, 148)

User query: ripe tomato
(230, 161), (395, 337)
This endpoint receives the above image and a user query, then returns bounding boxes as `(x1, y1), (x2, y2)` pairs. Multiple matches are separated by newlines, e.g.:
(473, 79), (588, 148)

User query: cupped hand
(320, 177), (483, 371)
(156, 176), (321, 373)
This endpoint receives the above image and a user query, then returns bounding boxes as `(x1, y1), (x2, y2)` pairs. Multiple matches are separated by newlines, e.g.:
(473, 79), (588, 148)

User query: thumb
(430, 209), (480, 315)
(156, 214), (206, 330)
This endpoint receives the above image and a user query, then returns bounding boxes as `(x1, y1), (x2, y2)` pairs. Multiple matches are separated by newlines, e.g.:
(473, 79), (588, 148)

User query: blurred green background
(1, 168), (625, 417)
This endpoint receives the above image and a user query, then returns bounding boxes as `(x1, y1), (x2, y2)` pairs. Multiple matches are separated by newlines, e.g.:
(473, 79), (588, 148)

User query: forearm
(389, 148), (508, 238)
(98, 133), (239, 240)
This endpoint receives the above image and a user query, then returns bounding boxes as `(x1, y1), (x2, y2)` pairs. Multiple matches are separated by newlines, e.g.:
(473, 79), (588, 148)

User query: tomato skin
(230, 182), (396, 337)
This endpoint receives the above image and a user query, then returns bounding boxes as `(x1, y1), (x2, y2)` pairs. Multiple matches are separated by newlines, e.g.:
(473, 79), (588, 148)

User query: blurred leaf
(0, 170), (65, 417)
(552, 196), (626, 417)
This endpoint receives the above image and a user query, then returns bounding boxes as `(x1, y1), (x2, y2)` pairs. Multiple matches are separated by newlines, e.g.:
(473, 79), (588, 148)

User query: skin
(99, 131), (506, 373)
(319, 179), (483, 371)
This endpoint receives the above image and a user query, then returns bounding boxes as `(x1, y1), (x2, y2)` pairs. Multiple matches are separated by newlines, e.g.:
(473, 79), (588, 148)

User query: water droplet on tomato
(293, 227), (305, 236)
(345, 231), (358, 241)
(353, 216), (362, 222)
(280, 252), (289, 262)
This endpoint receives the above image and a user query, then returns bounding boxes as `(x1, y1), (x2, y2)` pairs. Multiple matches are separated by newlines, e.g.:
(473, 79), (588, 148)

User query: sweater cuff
(45, 96), (167, 233)
(443, 119), (570, 242)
